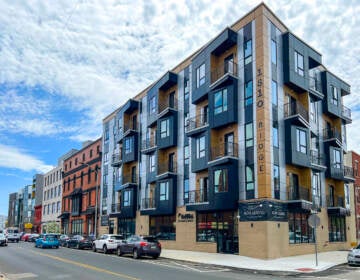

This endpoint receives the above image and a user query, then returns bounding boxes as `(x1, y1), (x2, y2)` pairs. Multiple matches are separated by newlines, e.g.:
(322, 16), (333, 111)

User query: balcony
(158, 99), (178, 119)
(185, 189), (209, 205)
(326, 195), (350, 217)
(118, 123), (139, 142)
(141, 198), (156, 210)
(309, 150), (326, 171)
(209, 142), (238, 166)
(111, 203), (121, 213)
(114, 174), (138, 192)
(111, 153), (122, 167)
(343, 165), (355, 182)
(284, 101), (309, 127)
(323, 127), (342, 148)
(210, 60), (238, 89)
(185, 114), (209, 136)
(141, 137), (157, 154)
(308, 76), (324, 100)
(157, 162), (177, 180)
(341, 105), (352, 124)
(287, 186), (311, 201)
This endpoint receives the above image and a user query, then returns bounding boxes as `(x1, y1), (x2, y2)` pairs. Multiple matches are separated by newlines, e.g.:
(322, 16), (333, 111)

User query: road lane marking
(6, 273), (37, 279)
(31, 250), (140, 280)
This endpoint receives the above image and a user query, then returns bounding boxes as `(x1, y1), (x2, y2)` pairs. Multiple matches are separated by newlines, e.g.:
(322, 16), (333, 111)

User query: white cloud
(0, 144), (54, 173)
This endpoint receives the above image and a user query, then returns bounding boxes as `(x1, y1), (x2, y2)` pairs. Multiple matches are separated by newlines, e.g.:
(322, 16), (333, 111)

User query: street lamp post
(80, 162), (99, 238)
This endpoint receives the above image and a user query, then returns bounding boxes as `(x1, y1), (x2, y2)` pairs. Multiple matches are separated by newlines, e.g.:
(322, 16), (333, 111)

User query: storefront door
(216, 212), (238, 254)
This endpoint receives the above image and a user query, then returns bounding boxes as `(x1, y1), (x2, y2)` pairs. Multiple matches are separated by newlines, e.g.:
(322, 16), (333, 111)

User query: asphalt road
(0, 242), (359, 280)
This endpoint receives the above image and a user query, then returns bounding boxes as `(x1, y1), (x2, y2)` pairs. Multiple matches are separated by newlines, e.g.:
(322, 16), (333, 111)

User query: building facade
(7, 193), (17, 228)
(101, 3), (356, 258)
(0, 215), (7, 230)
(32, 174), (44, 233)
(60, 139), (102, 236)
(348, 151), (360, 241)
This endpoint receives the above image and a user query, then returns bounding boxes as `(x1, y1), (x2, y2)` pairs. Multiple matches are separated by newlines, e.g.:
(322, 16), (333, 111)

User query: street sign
(308, 214), (320, 228)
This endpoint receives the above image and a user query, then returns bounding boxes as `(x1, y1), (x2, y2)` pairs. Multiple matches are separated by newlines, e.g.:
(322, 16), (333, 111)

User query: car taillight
(139, 241), (148, 247)
(108, 239), (113, 243)
(158, 242), (161, 248)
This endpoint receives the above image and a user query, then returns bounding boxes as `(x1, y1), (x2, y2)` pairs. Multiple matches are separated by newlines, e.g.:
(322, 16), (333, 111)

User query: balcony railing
(284, 102), (309, 123)
(326, 195), (344, 208)
(287, 186), (310, 201)
(309, 76), (322, 93)
(158, 162), (177, 175)
(344, 165), (354, 178)
(323, 127), (342, 142)
(141, 137), (156, 150)
(310, 150), (325, 166)
(123, 122), (139, 135)
(111, 203), (121, 213)
(121, 174), (138, 185)
(211, 60), (238, 84)
(141, 198), (156, 209)
(185, 114), (209, 133)
(185, 189), (209, 204)
(210, 142), (239, 161)
(111, 153), (122, 166)
(158, 99), (178, 115)
(341, 105), (351, 120)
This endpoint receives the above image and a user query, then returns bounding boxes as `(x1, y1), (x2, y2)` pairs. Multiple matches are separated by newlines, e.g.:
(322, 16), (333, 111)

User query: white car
(92, 234), (124, 254)
(348, 244), (360, 266)
(0, 233), (8, 246)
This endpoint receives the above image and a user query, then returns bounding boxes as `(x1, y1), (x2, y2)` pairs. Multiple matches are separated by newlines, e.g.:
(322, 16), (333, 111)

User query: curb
(0, 274), (7, 280)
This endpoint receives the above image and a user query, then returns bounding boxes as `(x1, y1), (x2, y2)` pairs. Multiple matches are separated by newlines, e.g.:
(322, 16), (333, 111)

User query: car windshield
(46, 235), (57, 239)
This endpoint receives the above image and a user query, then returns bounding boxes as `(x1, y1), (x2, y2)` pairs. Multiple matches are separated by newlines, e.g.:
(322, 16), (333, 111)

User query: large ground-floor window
(71, 219), (83, 235)
(288, 212), (314, 244)
(149, 215), (176, 240)
(117, 218), (135, 239)
(62, 220), (69, 234)
(328, 216), (346, 242)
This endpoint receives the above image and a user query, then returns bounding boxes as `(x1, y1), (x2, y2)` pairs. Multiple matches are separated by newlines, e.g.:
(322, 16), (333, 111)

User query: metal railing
(284, 102), (309, 123)
(111, 203), (121, 213)
(344, 165), (354, 178)
(341, 105), (351, 120)
(326, 195), (344, 208)
(158, 99), (178, 115)
(287, 186), (310, 201)
(141, 137), (156, 150)
(158, 162), (177, 175)
(123, 122), (139, 134)
(185, 114), (209, 133)
(122, 174), (138, 185)
(309, 76), (322, 93)
(141, 198), (156, 209)
(211, 60), (238, 83)
(210, 142), (239, 161)
(323, 127), (342, 142)
(111, 153), (122, 165)
(185, 189), (209, 204)
(310, 150), (325, 166)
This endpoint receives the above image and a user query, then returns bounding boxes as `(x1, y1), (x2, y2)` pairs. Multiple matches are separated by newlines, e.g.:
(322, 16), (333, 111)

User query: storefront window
(150, 216), (176, 240)
(71, 219), (83, 235)
(328, 216), (346, 242)
(288, 212), (314, 244)
(117, 218), (135, 239)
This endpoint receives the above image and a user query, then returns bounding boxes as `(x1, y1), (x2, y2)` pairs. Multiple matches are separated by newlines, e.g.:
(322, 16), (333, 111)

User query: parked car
(21, 233), (32, 242)
(0, 233), (8, 246)
(28, 234), (40, 242)
(66, 235), (92, 249)
(5, 227), (20, 242)
(116, 235), (161, 259)
(35, 234), (60, 249)
(348, 244), (360, 266)
(59, 234), (70, 247)
(92, 234), (124, 254)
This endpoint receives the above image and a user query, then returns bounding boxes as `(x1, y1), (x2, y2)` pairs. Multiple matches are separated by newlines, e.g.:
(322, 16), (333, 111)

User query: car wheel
(16, 239), (19, 243)
(56, 246), (59, 249)
(133, 248), (139, 259)
(117, 247), (122, 257)
(103, 245), (108, 254)
(152, 254), (159, 259)
(34, 243), (37, 248)
(92, 244), (97, 252)
(67, 243), (70, 248)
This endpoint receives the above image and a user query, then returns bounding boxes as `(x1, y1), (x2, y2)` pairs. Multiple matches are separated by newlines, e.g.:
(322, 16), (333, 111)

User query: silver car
(348, 244), (360, 266)
(0, 233), (8, 246)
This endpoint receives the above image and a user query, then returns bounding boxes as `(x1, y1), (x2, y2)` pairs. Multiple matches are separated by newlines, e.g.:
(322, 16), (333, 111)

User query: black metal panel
(157, 113), (178, 150)
(244, 63), (253, 83)
(284, 122), (310, 167)
(327, 207), (350, 216)
(324, 144), (344, 181)
(243, 22), (252, 42)
(191, 130), (209, 172)
(191, 49), (210, 104)
(239, 200), (287, 222)
(244, 105), (253, 123)
(118, 187), (137, 219)
(186, 160), (238, 212)
(208, 28), (238, 56)
(146, 170), (157, 184)
(120, 99), (140, 115)
(122, 133), (139, 163)
(209, 80), (238, 129)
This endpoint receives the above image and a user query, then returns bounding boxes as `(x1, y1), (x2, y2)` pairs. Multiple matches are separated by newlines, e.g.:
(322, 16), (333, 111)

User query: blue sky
(0, 0), (360, 216)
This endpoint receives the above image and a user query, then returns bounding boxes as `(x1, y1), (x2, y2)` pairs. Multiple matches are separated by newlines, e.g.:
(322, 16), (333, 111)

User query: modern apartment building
(101, 3), (355, 258)
(347, 151), (360, 241)
(7, 193), (17, 228)
(60, 139), (102, 236)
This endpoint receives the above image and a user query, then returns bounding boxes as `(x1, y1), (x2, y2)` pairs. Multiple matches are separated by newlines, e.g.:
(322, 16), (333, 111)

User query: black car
(66, 235), (93, 249)
(58, 234), (70, 247)
(116, 235), (161, 259)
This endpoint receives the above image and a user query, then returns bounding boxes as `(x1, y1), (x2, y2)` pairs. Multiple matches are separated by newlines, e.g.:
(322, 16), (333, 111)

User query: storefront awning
(57, 212), (70, 219)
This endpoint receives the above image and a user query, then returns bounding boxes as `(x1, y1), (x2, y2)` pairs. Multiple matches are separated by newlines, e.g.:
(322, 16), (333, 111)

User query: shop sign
(239, 200), (287, 222)
(100, 215), (109, 226)
(177, 213), (194, 223)
(24, 223), (33, 229)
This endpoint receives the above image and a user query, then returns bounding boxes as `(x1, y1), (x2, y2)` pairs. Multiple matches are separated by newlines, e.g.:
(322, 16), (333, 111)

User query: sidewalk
(161, 249), (349, 275)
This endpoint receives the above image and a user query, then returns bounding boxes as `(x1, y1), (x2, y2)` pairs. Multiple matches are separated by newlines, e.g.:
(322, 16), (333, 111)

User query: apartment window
(329, 216), (346, 242)
(333, 149), (341, 169)
(271, 39), (277, 65)
(159, 181), (169, 201)
(246, 166), (254, 191)
(183, 179), (189, 203)
(82, 153), (85, 162)
(124, 137), (133, 154)
(271, 80), (278, 106)
(160, 119), (170, 138)
(90, 149), (93, 158)
(47, 204), (50, 215)
(123, 190), (131, 207)
(294, 51), (304, 76)
(296, 128), (307, 154)
(312, 173), (321, 207)
(184, 78), (189, 100)
(244, 39), (252, 65)
(105, 127), (109, 141)
(57, 201), (61, 213)
(196, 63), (205, 88)
(273, 125), (279, 148)
(104, 152), (109, 162)
(330, 85), (338, 106)
(52, 202), (55, 214)
(288, 212), (314, 244)
(245, 122), (253, 147)
(50, 188), (53, 199)
(88, 168), (91, 183)
(310, 100), (318, 123)
(149, 153), (156, 172)
(43, 205), (46, 215)
(71, 219), (83, 235)
(184, 145), (189, 165)
(245, 81), (253, 106)
(150, 96), (156, 114)
(214, 169), (228, 193)
(214, 88), (228, 114)
(273, 165), (280, 197)
(196, 136), (205, 159)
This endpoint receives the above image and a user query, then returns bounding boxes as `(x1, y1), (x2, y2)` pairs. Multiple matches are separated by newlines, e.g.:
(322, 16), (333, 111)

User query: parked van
(5, 227), (20, 242)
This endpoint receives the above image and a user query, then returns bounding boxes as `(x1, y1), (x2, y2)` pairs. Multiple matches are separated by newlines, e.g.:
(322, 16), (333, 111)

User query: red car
(21, 233), (32, 242)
